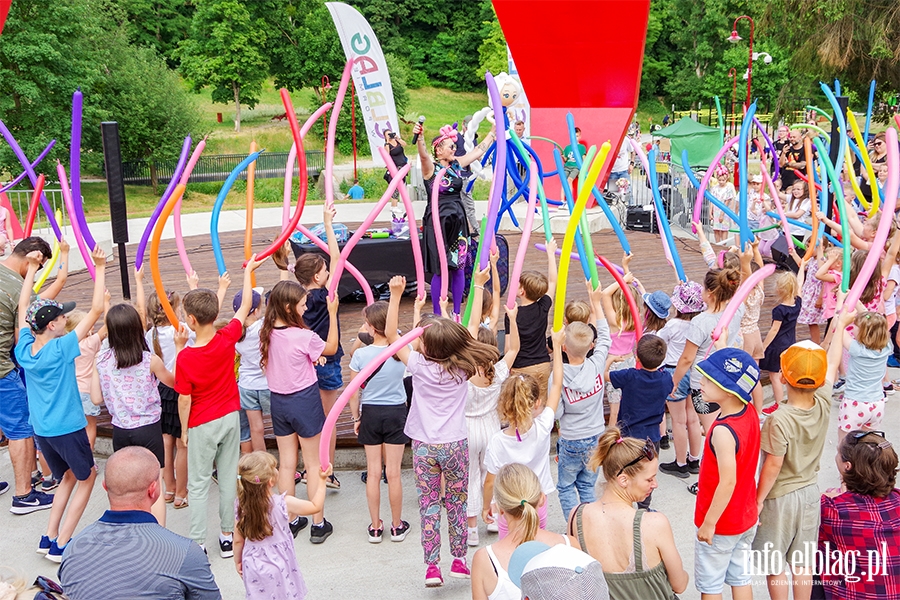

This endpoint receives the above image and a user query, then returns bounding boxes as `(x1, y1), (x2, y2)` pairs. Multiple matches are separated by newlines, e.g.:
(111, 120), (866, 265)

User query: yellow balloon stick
(843, 146), (870, 212)
(34, 209), (63, 292)
(847, 110), (880, 213)
(552, 141), (611, 332)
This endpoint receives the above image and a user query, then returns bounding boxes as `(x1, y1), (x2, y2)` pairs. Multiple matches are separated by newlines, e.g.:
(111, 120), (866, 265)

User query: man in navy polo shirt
(59, 447), (220, 599)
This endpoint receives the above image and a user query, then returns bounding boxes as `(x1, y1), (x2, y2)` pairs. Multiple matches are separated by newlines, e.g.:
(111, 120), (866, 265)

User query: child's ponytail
(498, 374), (540, 431)
(236, 452), (278, 542)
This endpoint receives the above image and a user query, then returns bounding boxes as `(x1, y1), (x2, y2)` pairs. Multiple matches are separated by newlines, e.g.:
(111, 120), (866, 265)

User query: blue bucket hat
(642, 291), (672, 319)
(696, 347), (760, 404)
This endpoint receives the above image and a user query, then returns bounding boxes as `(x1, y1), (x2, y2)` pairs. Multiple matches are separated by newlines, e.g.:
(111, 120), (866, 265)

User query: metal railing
(121, 151), (326, 186)
(5, 189), (74, 236)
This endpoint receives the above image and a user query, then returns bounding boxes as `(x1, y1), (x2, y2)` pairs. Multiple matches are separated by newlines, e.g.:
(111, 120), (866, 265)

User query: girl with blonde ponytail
(470, 464), (570, 600)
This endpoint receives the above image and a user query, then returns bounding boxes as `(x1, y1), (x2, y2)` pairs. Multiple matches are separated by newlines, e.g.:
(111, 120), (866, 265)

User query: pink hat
(714, 164), (729, 177)
(671, 281), (707, 313)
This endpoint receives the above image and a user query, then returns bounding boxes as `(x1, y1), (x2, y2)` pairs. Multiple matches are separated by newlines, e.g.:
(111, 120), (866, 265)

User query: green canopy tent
(654, 117), (721, 167)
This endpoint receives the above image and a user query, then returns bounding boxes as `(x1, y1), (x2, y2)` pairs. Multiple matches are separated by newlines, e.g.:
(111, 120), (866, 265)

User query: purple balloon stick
(0, 140), (56, 194)
(134, 136), (192, 270)
(0, 120), (62, 239)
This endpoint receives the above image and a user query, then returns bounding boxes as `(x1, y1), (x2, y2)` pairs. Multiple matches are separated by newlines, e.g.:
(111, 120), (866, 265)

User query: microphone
(411, 115), (426, 144)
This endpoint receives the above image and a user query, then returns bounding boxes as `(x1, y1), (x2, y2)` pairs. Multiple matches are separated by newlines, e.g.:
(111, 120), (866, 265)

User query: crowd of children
(3, 155), (900, 600)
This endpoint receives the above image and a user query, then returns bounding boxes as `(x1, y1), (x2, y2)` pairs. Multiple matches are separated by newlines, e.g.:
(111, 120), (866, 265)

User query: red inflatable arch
(0, 1), (10, 36)
(493, 0), (650, 199)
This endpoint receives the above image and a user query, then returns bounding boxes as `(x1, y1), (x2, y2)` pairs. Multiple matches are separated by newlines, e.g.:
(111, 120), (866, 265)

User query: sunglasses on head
(848, 430), (892, 449)
(617, 438), (656, 476)
(33, 576), (64, 599)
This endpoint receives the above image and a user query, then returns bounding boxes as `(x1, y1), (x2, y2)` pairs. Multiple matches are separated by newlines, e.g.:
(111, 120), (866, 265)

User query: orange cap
(781, 341), (827, 388)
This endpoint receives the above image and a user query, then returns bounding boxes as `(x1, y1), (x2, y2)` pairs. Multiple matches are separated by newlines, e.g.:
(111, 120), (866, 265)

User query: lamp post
(728, 15), (755, 111)
(320, 75), (332, 143)
(729, 68), (737, 136)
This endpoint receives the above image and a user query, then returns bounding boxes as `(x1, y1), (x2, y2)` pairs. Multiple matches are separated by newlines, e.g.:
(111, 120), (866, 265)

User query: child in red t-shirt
(174, 256), (263, 558)
(692, 347), (761, 599)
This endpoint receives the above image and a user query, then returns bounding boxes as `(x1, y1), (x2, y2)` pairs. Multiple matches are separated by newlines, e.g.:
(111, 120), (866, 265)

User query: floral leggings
(412, 438), (469, 565)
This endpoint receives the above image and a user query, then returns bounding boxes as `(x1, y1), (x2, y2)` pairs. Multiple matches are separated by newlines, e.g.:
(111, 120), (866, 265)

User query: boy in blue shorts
(14, 245), (107, 562)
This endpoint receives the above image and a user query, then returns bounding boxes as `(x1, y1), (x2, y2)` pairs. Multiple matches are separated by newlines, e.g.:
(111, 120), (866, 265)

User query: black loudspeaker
(101, 122), (128, 244)
(770, 235), (799, 274)
(626, 205), (657, 233)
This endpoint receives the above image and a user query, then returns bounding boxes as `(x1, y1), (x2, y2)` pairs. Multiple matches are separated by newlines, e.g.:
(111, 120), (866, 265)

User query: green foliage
(338, 168), (388, 199)
(117, 0), (194, 68)
(0, 0), (202, 178)
(103, 45), (203, 164)
(476, 13), (507, 80)
(178, 0), (269, 131)
(252, 0), (345, 93)
(0, 0), (111, 172)
(384, 53), (411, 118)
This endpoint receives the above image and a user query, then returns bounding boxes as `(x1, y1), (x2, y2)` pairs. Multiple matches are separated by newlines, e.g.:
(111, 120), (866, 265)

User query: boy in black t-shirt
(507, 238), (557, 404)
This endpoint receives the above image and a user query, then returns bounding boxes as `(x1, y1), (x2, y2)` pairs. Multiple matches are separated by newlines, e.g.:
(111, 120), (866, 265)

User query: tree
(251, 0), (344, 95)
(476, 11), (506, 80)
(764, 0), (900, 98)
(117, 0), (194, 69)
(178, 0), (268, 132)
(0, 0), (111, 172)
(104, 45), (203, 191)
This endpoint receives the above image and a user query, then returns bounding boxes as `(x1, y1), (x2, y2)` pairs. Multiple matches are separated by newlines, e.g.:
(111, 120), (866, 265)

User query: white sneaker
(467, 526), (479, 547)
(486, 521), (499, 533)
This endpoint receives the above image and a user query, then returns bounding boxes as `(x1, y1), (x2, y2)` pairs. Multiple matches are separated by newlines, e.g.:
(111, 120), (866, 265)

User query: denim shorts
(238, 388), (271, 443)
(662, 366), (691, 402)
(81, 391), (101, 418)
(315, 360), (343, 391)
(695, 525), (757, 594)
(0, 369), (33, 440)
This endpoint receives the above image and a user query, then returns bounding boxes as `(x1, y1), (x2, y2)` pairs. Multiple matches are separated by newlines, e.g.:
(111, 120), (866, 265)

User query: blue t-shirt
(14, 329), (87, 437)
(347, 184), (364, 200)
(349, 344), (408, 406)
(609, 367), (673, 442)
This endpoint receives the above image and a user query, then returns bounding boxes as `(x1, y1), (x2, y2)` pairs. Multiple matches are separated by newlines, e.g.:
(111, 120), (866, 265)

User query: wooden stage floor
(55, 222), (778, 447)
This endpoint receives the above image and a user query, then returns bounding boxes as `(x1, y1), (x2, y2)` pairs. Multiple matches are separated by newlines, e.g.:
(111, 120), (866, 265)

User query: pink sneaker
(449, 558), (471, 579)
(425, 564), (443, 587)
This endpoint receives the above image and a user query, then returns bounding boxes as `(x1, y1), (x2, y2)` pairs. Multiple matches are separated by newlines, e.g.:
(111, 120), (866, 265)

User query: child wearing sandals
(233, 288), (269, 454)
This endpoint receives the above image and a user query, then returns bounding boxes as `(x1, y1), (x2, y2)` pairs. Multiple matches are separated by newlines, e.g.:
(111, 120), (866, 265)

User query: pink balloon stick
(283, 103), (334, 228)
(319, 326), (426, 471)
(627, 137), (674, 267)
(430, 167), (449, 308)
(56, 161), (94, 279)
(295, 222), (374, 305)
(378, 145), (426, 299)
(173, 138), (207, 276)
(506, 161), (538, 308)
(693, 136), (740, 232)
(754, 139), (795, 251)
(845, 127), (899, 310)
(324, 59), (354, 209)
(327, 163), (412, 301)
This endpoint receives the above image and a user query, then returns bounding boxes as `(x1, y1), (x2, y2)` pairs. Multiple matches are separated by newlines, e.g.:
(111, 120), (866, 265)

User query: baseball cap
(26, 299), (76, 331)
(642, 291), (672, 319)
(781, 340), (827, 388)
(232, 287), (264, 313)
(696, 347), (760, 404)
(513, 543), (609, 600)
(751, 174), (763, 183)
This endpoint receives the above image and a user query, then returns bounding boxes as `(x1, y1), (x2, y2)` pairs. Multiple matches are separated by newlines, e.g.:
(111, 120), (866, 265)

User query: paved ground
(3, 383), (897, 599)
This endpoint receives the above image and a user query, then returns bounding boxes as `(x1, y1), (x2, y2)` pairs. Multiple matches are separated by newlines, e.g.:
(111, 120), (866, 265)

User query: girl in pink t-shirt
(259, 280), (338, 542)
(385, 275), (499, 588)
